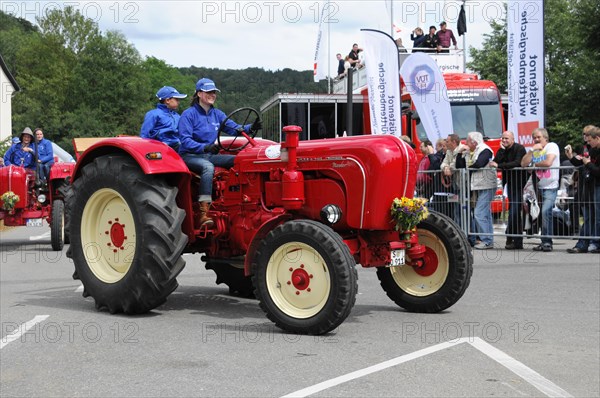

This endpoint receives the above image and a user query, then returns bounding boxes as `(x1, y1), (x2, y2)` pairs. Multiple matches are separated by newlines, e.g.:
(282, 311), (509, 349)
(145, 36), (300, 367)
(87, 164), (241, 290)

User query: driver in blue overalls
(178, 78), (261, 227)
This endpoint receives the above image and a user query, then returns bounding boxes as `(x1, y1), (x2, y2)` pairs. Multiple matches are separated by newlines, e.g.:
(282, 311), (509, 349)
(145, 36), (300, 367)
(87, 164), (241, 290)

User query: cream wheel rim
(266, 242), (331, 318)
(390, 229), (449, 296)
(81, 188), (136, 283)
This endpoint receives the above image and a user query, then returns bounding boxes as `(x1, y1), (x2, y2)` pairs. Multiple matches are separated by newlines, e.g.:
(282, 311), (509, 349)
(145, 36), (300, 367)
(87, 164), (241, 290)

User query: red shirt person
(436, 21), (457, 53)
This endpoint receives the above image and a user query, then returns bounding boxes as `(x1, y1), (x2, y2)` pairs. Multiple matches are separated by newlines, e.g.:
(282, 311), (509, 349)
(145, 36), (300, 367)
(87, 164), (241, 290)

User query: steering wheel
(217, 107), (261, 152)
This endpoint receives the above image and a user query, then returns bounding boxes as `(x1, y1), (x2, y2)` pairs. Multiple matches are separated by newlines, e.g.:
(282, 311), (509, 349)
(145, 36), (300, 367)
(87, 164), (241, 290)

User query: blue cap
(12, 137), (20, 144)
(195, 78), (220, 92)
(156, 86), (188, 101)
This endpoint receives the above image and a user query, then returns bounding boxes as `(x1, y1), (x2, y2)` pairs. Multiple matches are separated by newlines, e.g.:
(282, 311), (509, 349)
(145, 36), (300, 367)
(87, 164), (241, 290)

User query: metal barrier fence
(416, 166), (600, 247)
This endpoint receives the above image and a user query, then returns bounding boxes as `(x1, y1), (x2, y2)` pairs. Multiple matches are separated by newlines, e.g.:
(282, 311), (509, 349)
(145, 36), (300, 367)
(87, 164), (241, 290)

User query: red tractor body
(68, 122), (472, 334)
(0, 161), (74, 250)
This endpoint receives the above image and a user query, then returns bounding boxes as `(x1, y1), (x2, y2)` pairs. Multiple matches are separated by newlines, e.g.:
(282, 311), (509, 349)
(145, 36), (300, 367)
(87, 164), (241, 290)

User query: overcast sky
(6, 1), (506, 76)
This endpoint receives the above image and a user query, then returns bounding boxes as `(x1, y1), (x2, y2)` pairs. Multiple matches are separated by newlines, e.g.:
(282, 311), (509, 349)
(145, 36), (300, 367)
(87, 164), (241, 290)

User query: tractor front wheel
(376, 211), (473, 313)
(70, 155), (188, 314)
(252, 220), (357, 335)
(50, 199), (64, 251)
(58, 183), (74, 244)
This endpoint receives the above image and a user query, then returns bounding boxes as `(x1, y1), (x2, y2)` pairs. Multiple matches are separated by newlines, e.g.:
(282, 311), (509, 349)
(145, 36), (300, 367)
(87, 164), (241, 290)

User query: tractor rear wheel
(70, 155), (188, 314)
(50, 199), (64, 251)
(376, 211), (472, 313)
(252, 220), (357, 335)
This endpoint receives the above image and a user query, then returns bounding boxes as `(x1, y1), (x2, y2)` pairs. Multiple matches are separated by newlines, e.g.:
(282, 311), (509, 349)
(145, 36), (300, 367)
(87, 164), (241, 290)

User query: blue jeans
(39, 163), (52, 181)
(471, 188), (494, 245)
(181, 153), (234, 199)
(540, 188), (557, 246)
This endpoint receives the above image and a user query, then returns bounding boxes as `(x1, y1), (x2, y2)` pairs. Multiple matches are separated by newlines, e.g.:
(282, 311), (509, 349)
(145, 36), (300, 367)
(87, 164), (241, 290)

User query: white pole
(462, 0), (466, 72)
(390, 0), (394, 37)
(327, 0), (331, 94)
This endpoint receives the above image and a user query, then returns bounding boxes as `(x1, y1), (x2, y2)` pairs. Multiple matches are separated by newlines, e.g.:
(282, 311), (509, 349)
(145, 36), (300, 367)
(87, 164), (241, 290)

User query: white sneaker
(474, 242), (493, 250)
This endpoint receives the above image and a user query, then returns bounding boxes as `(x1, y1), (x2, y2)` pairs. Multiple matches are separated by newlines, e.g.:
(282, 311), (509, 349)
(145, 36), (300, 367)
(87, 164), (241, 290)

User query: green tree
(468, 19), (507, 92)
(70, 30), (148, 135)
(12, 32), (76, 139)
(0, 11), (38, 73)
(2, 8), (328, 146)
(37, 5), (99, 54)
(141, 57), (195, 111)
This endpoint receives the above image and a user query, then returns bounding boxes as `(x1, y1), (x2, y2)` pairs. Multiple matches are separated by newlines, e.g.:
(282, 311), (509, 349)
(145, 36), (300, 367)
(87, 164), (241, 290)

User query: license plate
(26, 218), (43, 227)
(390, 249), (405, 267)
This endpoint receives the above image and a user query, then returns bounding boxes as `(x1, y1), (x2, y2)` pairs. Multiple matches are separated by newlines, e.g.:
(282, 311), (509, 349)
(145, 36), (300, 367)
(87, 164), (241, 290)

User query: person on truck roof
(423, 26), (440, 53)
(178, 78), (261, 227)
(436, 21), (458, 53)
(3, 127), (36, 170)
(140, 85), (188, 151)
(410, 27), (426, 52)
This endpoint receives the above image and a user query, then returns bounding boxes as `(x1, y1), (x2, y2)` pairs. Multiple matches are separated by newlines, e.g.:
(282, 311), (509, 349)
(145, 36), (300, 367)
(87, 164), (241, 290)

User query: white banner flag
(360, 29), (401, 137)
(400, 52), (453, 143)
(507, 0), (544, 147)
(313, 2), (328, 82)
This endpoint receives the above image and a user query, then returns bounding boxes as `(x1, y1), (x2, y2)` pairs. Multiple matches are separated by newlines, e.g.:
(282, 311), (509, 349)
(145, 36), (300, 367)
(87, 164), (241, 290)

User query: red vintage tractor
(0, 160), (74, 250)
(66, 108), (472, 335)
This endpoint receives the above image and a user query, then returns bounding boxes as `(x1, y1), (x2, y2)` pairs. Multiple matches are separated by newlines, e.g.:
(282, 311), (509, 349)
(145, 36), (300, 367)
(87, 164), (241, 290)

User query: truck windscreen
(417, 101), (503, 141)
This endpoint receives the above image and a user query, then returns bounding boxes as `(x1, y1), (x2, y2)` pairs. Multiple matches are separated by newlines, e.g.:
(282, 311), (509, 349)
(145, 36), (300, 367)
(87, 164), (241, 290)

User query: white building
(0, 54), (21, 142)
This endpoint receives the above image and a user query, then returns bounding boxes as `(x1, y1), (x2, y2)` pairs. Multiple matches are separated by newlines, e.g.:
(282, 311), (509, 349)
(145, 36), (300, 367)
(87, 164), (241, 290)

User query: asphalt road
(1, 224), (599, 397)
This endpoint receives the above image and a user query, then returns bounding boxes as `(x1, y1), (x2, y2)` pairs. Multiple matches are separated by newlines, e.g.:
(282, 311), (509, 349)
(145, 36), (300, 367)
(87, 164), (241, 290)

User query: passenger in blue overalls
(34, 128), (54, 181)
(140, 86), (188, 151)
(3, 127), (36, 169)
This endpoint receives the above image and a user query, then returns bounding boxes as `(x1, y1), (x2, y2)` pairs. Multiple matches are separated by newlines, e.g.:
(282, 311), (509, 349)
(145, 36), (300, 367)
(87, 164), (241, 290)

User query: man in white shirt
(521, 127), (560, 252)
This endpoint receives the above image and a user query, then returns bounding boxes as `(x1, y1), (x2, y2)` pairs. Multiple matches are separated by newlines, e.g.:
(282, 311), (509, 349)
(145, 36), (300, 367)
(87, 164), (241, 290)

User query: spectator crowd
(411, 126), (600, 253)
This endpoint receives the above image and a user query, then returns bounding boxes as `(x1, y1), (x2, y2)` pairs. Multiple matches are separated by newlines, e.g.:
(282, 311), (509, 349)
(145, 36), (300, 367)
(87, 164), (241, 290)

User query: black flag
(458, 5), (467, 36)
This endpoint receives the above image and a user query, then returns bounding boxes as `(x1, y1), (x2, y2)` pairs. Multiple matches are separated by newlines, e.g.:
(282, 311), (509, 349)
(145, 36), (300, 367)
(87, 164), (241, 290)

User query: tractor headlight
(320, 204), (342, 225)
(37, 194), (46, 203)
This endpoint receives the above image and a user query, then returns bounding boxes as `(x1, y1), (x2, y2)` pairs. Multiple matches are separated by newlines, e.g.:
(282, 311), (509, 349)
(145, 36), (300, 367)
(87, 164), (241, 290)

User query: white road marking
(29, 231), (51, 241)
(75, 285), (83, 293)
(470, 337), (573, 398)
(281, 339), (464, 397)
(0, 315), (50, 349)
(281, 337), (572, 398)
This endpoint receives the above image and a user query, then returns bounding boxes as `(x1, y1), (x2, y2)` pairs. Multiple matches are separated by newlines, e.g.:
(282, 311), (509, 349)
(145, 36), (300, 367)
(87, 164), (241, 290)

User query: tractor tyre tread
(50, 199), (65, 251)
(70, 155), (187, 314)
(252, 219), (357, 335)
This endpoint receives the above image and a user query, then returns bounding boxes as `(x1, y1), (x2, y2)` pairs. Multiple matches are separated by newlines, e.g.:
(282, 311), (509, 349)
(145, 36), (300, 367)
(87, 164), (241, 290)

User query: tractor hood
(235, 134), (418, 230)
